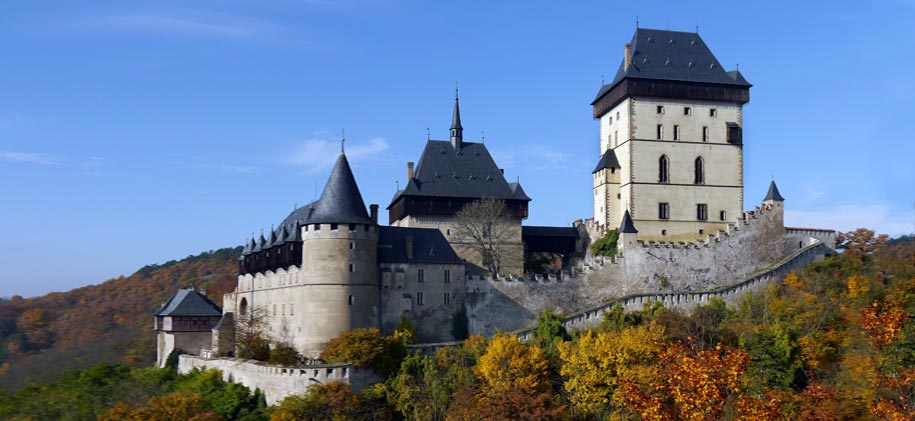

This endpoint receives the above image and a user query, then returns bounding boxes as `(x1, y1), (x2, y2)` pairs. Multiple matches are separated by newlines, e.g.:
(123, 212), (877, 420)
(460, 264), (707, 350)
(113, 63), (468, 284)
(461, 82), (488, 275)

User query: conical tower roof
(619, 209), (639, 234)
(763, 180), (784, 202)
(309, 153), (374, 225)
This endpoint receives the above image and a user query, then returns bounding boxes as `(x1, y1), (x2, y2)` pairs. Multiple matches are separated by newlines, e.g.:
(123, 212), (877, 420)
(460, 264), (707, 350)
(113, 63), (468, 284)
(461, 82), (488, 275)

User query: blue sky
(1, 1), (913, 297)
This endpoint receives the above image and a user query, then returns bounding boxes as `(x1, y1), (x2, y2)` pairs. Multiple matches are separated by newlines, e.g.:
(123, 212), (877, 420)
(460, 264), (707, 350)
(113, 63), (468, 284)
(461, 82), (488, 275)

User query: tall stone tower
(592, 29), (751, 242)
(296, 152), (380, 356)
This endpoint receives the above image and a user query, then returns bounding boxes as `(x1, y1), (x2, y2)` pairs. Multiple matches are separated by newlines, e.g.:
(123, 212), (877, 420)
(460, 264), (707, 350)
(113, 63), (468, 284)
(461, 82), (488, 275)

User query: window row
(658, 203), (726, 221)
(658, 155), (705, 184)
(656, 125), (712, 142)
(656, 105), (717, 117)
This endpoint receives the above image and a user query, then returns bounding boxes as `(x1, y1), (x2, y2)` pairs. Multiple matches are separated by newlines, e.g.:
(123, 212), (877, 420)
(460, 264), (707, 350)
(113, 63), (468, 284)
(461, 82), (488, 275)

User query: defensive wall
(178, 354), (378, 405)
(466, 201), (834, 336)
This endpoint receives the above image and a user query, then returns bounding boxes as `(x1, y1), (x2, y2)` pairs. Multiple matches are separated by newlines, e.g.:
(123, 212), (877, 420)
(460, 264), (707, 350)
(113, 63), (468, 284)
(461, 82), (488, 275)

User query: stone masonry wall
(178, 355), (378, 405)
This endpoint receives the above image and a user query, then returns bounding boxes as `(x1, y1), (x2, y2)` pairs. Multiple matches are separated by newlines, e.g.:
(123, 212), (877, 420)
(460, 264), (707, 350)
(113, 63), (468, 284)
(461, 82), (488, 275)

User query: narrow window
(702, 126), (709, 142)
(348, 295), (354, 306)
(290, 303), (294, 315)
(282, 304), (285, 316)
(710, 108), (717, 117)
(684, 107), (691, 115)
(697, 204), (708, 221)
(349, 263), (355, 273)
(417, 292), (424, 306)
(699, 229), (704, 235)
(694, 157), (705, 184)
(673, 125), (680, 141)
(657, 125), (664, 140)
(446, 228), (451, 236)
(658, 155), (669, 183)
(443, 292), (451, 305)
(273, 305), (277, 316)
(444, 269), (451, 283)
(659, 203), (670, 220)
(616, 111), (620, 120)
(349, 242), (355, 250)
(720, 210), (727, 221)
(662, 229), (668, 236)
(418, 269), (425, 283)
(657, 105), (664, 114)
(608, 116), (613, 124)
(614, 130), (618, 146)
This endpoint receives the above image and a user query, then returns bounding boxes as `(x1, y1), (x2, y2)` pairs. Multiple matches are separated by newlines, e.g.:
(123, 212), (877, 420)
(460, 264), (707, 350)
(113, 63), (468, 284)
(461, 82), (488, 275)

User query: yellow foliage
(846, 275), (871, 298)
(474, 333), (550, 397)
(558, 324), (664, 416)
(782, 271), (802, 289)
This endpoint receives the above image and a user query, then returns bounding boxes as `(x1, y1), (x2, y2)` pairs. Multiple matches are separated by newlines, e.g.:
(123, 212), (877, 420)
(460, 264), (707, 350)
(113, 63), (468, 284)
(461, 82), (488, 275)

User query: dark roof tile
(377, 226), (463, 264)
(593, 150), (621, 173)
(155, 289), (222, 317)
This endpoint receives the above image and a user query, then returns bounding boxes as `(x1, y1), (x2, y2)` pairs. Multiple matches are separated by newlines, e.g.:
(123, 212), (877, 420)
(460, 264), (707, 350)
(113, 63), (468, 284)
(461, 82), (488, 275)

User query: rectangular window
(417, 269), (425, 283)
(720, 210), (727, 221)
(657, 125), (663, 140)
(273, 305), (277, 316)
(282, 304), (285, 316)
(348, 295), (354, 306)
(673, 125), (680, 141)
(684, 107), (691, 115)
(702, 126), (709, 142)
(657, 105), (664, 114)
(349, 263), (355, 272)
(330, 223), (338, 231)
(416, 292), (424, 306)
(726, 122), (743, 145)
(710, 108), (717, 117)
(443, 292), (451, 305)
(659, 203), (670, 220)
(608, 116), (613, 124)
(290, 303), (294, 315)
(614, 130), (618, 146)
(616, 111), (620, 120)
(349, 242), (355, 250)
(349, 224), (357, 232)
(444, 269), (451, 283)
(697, 204), (708, 221)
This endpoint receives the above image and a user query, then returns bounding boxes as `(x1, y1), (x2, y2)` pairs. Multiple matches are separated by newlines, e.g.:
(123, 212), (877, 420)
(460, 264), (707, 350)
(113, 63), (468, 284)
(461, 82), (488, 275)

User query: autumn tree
(453, 199), (522, 276)
(319, 328), (407, 377)
(558, 324), (663, 418)
(235, 305), (271, 361)
(100, 392), (221, 421)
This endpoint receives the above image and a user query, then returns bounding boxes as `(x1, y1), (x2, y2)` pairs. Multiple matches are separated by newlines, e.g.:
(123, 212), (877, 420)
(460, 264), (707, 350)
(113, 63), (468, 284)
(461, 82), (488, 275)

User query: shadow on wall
(466, 283), (535, 336)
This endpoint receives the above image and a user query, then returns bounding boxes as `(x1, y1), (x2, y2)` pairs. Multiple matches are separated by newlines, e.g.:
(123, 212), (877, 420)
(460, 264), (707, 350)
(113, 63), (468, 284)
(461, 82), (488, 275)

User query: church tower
(592, 29), (751, 242)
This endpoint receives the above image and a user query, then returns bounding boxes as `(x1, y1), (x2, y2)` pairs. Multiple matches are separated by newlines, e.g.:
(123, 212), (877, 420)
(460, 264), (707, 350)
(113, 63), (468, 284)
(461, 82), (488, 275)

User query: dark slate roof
(377, 226), (463, 264)
(388, 140), (530, 207)
(451, 94), (463, 131)
(619, 209), (638, 234)
(155, 289), (222, 317)
(592, 150), (621, 173)
(309, 153), (374, 225)
(508, 182), (531, 201)
(592, 28), (751, 104)
(764, 180), (785, 201)
(522, 226), (580, 238)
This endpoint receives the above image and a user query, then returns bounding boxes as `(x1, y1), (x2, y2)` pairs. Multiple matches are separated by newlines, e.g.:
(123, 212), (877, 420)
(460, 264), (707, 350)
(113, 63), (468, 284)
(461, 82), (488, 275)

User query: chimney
(405, 236), (414, 259)
(407, 162), (414, 180)
(369, 204), (379, 224)
(624, 43), (632, 70)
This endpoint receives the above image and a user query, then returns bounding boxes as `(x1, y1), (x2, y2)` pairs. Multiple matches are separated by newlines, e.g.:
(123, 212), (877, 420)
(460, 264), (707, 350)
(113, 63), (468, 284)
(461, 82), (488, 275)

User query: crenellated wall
(178, 355), (379, 405)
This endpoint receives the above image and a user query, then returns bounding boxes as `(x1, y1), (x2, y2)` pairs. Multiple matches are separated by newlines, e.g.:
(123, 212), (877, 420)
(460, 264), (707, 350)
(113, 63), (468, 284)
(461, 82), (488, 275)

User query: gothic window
(697, 204), (708, 221)
(658, 155), (669, 183)
(659, 203), (670, 220)
(694, 157), (705, 184)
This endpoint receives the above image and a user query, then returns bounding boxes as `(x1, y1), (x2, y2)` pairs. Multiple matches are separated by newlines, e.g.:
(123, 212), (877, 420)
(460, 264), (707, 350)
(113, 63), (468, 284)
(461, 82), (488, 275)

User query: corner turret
(618, 209), (639, 250)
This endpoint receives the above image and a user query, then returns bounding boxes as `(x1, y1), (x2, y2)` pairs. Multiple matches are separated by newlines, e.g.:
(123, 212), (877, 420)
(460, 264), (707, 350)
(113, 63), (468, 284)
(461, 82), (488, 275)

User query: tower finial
(426, 127), (430, 140)
(341, 129), (345, 153)
(636, 16), (639, 28)
(455, 81), (459, 100)
(696, 23), (699, 33)
(481, 130), (485, 143)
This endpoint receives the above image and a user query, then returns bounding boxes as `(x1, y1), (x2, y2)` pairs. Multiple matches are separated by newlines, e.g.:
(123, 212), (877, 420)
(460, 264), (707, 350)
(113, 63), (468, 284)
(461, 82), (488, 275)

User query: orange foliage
(860, 296), (909, 350)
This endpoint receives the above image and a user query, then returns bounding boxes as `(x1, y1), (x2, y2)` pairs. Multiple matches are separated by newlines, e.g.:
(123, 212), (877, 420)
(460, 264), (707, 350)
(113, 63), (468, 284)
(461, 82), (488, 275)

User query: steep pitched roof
(763, 180), (785, 201)
(592, 150), (621, 173)
(508, 182), (531, 201)
(155, 289), (222, 317)
(619, 209), (639, 234)
(377, 226), (463, 264)
(593, 28), (751, 104)
(388, 140), (530, 207)
(309, 153), (374, 225)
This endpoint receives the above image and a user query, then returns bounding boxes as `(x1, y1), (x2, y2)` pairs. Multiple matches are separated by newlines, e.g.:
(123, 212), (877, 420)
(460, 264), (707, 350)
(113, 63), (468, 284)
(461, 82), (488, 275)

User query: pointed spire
(341, 129), (346, 154)
(450, 84), (463, 149)
(619, 209), (639, 234)
(763, 180), (785, 202)
(309, 153), (374, 225)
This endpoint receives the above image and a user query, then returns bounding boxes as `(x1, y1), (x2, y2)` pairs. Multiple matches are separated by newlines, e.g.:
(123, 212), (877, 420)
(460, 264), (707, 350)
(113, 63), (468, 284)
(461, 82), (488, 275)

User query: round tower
(295, 151), (380, 357)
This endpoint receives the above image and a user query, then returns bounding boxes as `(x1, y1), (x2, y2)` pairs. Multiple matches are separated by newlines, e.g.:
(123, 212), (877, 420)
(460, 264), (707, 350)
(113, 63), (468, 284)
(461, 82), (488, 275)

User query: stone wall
(178, 355), (378, 405)
(466, 200), (827, 336)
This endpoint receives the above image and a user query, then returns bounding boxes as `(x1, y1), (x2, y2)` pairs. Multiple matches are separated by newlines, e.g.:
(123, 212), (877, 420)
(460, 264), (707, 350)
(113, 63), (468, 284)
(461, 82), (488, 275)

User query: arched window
(694, 156), (705, 184)
(658, 155), (669, 183)
(239, 298), (249, 316)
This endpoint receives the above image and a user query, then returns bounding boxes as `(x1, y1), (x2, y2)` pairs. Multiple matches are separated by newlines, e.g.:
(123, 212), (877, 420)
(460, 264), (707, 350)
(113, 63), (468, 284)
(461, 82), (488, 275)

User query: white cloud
(786, 204), (914, 237)
(0, 150), (59, 165)
(288, 133), (389, 173)
(74, 10), (335, 51)
(490, 144), (576, 171)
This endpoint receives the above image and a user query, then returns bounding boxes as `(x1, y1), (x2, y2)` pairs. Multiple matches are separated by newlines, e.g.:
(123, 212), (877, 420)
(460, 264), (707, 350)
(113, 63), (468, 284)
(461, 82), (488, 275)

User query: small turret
(450, 87), (463, 149)
(618, 209), (639, 251)
(763, 180), (785, 202)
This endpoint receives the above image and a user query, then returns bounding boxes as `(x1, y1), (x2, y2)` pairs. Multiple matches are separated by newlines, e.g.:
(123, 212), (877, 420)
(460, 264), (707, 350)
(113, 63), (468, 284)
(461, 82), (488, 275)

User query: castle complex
(157, 29), (837, 380)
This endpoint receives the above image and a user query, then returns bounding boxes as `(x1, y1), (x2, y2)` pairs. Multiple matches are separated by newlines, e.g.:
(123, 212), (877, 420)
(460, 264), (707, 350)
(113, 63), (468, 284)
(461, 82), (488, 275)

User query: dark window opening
(720, 210), (727, 221)
(697, 204), (708, 221)
(657, 105), (664, 114)
(726, 122), (743, 145)
(657, 124), (664, 140)
(694, 157), (705, 184)
(658, 155), (669, 183)
(673, 125), (680, 141)
(659, 203), (670, 220)
(684, 107), (691, 115)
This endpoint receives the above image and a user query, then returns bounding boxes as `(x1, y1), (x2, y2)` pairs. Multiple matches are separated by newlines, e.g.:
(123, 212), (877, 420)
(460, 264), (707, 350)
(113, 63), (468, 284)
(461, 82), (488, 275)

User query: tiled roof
(377, 226), (463, 264)
(592, 150), (621, 173)
(155, 289), (222, 317)
(764, 180), (785, 201)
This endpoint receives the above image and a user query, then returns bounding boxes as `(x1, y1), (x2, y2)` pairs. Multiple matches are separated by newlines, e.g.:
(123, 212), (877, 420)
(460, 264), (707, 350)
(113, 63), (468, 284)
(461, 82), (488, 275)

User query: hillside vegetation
(2, 231), (915, 420)
(0, 247), (241, 391)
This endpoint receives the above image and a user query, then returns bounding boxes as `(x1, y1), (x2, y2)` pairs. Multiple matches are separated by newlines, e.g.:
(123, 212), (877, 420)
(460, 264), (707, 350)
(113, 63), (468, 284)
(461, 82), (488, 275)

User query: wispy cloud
(0, 150), (60, 165)
(288, 132), (389, 173)
(491, 144), (576, 171)
(786, 204), (914, 237)
(73, 9), (335, 51)
(192, 163), (257, 174)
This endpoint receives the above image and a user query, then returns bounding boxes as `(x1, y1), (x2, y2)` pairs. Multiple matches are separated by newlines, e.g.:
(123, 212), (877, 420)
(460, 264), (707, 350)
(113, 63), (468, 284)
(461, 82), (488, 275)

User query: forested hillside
(0, 247), (241, 391)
